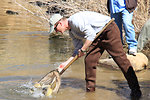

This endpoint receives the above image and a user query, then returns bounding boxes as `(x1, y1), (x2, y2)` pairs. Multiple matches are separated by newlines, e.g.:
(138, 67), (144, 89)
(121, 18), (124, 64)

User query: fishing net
(38, 70), (61, 93)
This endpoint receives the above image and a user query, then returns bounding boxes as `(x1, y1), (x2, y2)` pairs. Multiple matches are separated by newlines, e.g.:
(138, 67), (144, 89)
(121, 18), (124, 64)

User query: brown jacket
(107, 0), (137, 13)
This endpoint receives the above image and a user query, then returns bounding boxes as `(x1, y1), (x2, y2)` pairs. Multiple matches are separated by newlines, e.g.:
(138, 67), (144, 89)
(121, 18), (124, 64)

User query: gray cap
(49, 14), (63, 34)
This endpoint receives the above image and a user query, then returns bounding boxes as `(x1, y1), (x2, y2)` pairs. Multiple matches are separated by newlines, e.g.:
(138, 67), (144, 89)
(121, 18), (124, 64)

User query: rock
(6, 10), (19, 15)
(47, 6), (61, 14)
(137, 18), (150, 51)
(98, 53), (148, 71)
(142, 49), (150, 60)
(46, 6), (66, 16)
(127, 53), (148, 71)
(29, 1), (49, 7)
(36, 1), (48, 7)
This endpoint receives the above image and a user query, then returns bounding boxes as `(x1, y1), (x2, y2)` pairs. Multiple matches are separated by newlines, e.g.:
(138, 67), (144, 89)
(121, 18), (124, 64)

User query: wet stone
(6, 10), (19, 15)
(29, 1), (49, 7)
(99, 53), (148, 71)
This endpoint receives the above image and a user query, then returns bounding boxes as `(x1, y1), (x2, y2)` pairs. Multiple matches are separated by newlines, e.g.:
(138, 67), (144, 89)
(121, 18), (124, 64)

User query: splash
(14, 79), (52, 98)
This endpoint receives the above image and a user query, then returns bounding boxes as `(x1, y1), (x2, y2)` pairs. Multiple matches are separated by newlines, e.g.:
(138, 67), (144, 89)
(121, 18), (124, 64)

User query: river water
(0, 0), (150, 100)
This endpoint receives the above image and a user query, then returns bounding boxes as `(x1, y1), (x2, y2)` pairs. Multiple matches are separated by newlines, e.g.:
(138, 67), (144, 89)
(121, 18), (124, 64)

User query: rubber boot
(85, 66), (96, 92)
(86, 80), (95, 92)
(86, 87), (95, 92)
(86, 78), (96, 92)
(124, 67), (142, 100)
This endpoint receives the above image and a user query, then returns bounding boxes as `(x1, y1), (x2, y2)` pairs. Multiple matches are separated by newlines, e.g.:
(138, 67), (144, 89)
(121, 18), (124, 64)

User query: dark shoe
(86, 87), (95, 92)
(130, 89), (142, 100)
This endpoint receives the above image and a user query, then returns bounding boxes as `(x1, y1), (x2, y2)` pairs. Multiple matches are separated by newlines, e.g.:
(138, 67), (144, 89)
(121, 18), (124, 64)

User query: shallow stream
(0, 0), (150, 100)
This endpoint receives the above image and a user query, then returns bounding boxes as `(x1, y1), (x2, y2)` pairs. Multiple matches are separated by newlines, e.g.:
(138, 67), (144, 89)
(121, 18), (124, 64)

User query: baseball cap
(49, 14), (63, 34)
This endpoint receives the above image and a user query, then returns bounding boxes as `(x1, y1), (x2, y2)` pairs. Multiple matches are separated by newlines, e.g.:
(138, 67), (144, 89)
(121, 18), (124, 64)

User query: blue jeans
(111, 9), (137, 50)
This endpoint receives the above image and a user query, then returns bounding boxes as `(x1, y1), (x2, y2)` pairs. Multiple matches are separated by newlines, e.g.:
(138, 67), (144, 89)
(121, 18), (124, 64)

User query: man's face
(54, 21), (65, 33)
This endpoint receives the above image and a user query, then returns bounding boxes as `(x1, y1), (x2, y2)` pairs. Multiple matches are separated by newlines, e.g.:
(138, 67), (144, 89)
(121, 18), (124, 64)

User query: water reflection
(49, 37), (73, 62)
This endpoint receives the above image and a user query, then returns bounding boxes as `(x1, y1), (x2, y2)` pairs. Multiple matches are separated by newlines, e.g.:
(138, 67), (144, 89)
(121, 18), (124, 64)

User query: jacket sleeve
(125, 0), (137, 13)
(69, 31), (83, 57)
(82, 24), (96, 42)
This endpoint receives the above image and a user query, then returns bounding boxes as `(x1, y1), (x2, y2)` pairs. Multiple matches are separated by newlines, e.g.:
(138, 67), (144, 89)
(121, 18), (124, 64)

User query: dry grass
(27, 0), (150, 33)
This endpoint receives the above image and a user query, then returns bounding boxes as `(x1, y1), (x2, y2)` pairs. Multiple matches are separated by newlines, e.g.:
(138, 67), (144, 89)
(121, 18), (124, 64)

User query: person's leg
(102, 21), (141, 98)
(137, 18), (150, 51)
(111, 12), (124, 44)
(125, 67), (142, 99)
(85, 37), (104, 92)
(122, 9), (138, 55)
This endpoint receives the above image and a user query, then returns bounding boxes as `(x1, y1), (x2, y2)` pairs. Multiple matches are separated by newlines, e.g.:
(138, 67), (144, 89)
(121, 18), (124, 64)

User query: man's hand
(78, 39), (92, 57)
(57, 57), (74, 72)
(58, 62), (67, 72)
(78, 49), (86, 57)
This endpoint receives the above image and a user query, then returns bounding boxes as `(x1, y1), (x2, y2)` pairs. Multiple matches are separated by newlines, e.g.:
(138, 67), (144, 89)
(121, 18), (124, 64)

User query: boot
(85, 66), (96, 92)
(86, 87), (95, 92)
(124, 67), (142, 100)
(86, 79), (96, 92)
